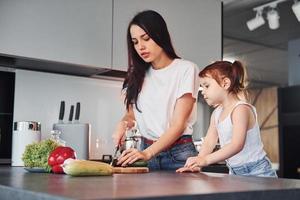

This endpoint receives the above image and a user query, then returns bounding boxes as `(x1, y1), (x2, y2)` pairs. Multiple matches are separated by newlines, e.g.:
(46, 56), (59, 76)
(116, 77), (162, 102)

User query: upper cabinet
(0, 0), (221, 74)
(0, 0), (112, 68)
(112, 0), (221, 71)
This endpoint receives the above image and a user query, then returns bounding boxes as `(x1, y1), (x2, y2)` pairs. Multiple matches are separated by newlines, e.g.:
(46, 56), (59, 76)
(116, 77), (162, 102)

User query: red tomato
(48, 146), (76, 174)
(51, 164), (64, 174)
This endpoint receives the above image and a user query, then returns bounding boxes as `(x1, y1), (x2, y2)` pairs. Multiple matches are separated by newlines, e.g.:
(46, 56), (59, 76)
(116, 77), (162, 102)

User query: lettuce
(22, 139), (60, 172)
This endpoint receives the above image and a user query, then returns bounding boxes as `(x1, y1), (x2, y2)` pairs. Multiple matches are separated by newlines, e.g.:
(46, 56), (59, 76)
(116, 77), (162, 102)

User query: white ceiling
(222, 0), (300, 88)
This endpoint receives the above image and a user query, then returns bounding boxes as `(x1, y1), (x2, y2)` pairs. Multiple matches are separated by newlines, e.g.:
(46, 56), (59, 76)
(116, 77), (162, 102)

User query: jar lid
(14, 121), (41, 131)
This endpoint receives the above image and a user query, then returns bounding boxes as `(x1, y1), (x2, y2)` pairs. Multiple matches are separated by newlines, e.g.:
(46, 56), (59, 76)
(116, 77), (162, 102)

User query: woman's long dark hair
(123, 10), (180, 112)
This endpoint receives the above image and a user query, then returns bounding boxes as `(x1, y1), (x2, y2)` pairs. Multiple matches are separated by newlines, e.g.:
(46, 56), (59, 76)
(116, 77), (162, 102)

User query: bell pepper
(48, 146), (76, 174)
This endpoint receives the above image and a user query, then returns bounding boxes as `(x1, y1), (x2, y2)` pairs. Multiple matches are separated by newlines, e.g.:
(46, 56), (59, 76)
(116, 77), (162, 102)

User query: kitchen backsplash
(13, 69), (125, 159)
(13, 69), (208, 159)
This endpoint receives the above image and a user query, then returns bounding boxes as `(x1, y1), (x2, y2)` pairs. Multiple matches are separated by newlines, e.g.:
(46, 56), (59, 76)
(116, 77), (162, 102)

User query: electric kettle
(120, 121), (142, 152)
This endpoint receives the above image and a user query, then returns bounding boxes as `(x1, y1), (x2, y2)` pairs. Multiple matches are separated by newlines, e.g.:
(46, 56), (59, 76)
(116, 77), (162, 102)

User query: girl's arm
(197, 113), (219, 157)
(176, 112), (218, 172)
(112, 105), (136, 146)
(143, 93), (196, 159)
(204, 105), (251, 165)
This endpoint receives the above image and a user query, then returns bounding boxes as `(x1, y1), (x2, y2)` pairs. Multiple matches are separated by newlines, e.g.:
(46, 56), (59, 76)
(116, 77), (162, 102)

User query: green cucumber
(128, 160), (148, 167)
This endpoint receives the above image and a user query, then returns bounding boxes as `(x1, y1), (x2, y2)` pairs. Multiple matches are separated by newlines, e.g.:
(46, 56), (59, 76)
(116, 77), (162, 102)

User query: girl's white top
(133, 58), (199, 140)
(213, 101), (266, 167)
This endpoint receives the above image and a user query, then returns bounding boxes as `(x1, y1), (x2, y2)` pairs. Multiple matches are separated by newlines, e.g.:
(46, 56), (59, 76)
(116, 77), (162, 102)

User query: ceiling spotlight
(267, 9), (280, 29)
(247, 0), (292, 31)
(292, 1), (300, 22)
(247, 10), (265, 31)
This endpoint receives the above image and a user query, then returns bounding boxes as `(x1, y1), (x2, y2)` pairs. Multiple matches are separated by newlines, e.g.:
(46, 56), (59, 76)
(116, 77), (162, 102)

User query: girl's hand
(184, 156), (199, 167)
(176, 166), (201, 173)
(176, 156), (208, 173)
(188, 155), (209, 169)
(176, 156), (201, 173)
(112, 121), (128, 146)
(117, 148), (149, 167)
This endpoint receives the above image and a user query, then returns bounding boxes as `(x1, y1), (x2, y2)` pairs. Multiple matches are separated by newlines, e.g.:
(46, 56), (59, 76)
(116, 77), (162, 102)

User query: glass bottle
(50, 130), (66, 146)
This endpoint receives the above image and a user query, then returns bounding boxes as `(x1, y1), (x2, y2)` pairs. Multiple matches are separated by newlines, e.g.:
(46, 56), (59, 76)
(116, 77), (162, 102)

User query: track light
(247, 10), (265, 31)
(267, 9), (280, 29)
(246, 0), (300, 31)
(292, 1), (300, 22)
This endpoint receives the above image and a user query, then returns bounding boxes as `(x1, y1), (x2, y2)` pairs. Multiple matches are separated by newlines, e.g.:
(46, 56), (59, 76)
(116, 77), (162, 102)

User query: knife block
(53, 123), (91, 160)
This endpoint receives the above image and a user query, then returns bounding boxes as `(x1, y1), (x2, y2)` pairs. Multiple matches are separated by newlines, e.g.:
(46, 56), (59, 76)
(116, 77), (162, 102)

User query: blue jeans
(141, 135), (198, 171)
(227, 156), (277, 177)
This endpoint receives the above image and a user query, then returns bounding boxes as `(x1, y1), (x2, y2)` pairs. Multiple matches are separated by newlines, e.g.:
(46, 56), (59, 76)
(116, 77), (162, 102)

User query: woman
(113, 10), (199, 170)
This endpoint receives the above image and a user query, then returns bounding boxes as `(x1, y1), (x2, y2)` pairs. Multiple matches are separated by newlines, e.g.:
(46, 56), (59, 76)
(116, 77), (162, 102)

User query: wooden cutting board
(113, 167), (149, 174)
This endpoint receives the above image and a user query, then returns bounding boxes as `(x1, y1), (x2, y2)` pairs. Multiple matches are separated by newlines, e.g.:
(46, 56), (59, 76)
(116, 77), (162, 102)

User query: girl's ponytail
(231, 60), (249, 101)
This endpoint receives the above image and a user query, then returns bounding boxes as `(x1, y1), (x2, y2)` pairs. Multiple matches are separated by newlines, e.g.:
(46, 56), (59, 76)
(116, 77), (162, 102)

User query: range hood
(0, 53), (126, 79)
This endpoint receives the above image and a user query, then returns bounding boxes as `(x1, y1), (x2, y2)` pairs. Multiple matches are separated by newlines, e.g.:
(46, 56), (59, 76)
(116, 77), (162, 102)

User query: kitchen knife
(74, 102), (80, 123)
(58, 101), (65, 123)
(111, 145), (120, 166)
(68, 105), (74, 123)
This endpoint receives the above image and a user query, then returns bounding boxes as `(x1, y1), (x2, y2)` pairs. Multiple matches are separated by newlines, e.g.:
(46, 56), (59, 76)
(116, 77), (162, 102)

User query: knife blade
(111, 145), (120, 166)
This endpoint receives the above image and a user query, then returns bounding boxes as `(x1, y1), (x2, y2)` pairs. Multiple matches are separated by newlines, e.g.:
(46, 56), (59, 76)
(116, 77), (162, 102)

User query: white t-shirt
(133, 58), (199, 140)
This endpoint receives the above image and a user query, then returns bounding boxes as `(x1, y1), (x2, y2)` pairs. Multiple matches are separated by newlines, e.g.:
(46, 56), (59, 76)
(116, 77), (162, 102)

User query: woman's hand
(112, 121), (128, 146)
(176, 156), (208, 173)
(117, 148), (150, 167)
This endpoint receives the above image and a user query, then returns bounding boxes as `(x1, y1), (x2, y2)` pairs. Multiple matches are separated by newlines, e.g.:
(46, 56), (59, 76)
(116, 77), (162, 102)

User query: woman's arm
(117, 93), (196, 166)
(142, 93), (196, 159)
(112, 105), (136, 146)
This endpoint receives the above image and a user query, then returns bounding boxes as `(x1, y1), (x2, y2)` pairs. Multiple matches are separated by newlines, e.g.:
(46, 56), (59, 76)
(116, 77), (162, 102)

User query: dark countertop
(0, 166), (300, 200)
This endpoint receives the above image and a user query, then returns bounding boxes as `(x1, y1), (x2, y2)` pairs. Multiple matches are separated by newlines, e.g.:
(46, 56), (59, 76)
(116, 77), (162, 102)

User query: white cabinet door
(112, 0), (221, 71)
(0, 0), (112, 68)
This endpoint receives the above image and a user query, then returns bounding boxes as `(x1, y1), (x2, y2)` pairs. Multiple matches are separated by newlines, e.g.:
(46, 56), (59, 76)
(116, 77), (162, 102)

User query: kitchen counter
(0, 166), (300, 200)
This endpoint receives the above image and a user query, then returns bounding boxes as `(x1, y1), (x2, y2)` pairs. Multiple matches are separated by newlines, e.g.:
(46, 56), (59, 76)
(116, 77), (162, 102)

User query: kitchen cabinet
(0, 0), (221, 74)
(112, 0), (221, 71)
(0, 0), (112, 68)
(0, 71), (15, 163)
(278, 85), (300, 178)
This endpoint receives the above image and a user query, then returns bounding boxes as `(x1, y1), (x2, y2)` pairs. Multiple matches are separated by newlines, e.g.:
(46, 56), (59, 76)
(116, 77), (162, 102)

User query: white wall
(14, 70), (125, 159)
(288, 38), (300, 86)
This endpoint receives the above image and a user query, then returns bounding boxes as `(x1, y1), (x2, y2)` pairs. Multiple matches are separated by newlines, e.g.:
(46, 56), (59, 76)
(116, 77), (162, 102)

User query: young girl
(176, 60), (277, 177)
(113, 10), (199, 170)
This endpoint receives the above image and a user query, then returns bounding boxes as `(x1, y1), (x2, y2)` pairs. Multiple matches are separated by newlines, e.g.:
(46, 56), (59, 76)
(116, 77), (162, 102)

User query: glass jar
(50, 130), (66, 146)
